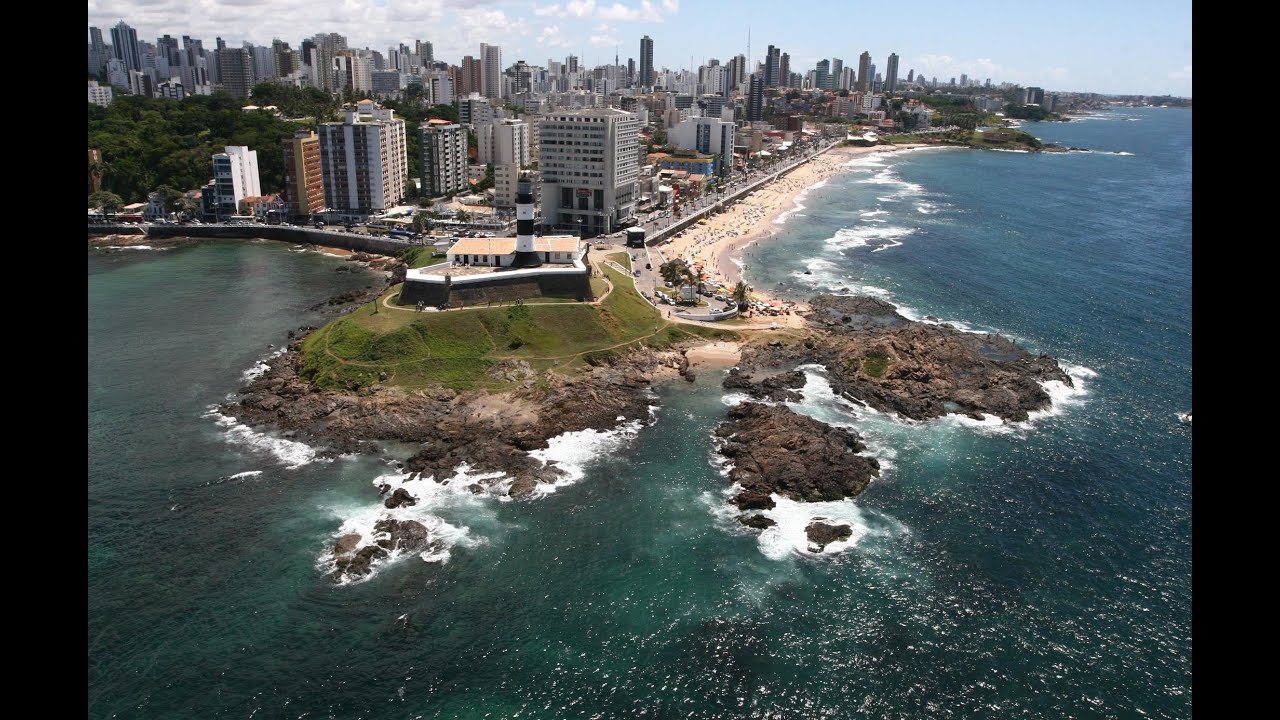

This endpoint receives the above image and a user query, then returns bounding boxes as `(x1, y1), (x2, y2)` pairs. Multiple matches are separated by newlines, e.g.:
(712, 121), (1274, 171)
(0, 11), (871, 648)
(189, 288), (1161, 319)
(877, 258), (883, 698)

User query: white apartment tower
(317, 100), (408, 214)
(479, 119), (532, 208)
(421, 121), (469, 197)
(211, 145), (261, 217)
(481, 43), (503, 99)
(539, 108), (640, 236)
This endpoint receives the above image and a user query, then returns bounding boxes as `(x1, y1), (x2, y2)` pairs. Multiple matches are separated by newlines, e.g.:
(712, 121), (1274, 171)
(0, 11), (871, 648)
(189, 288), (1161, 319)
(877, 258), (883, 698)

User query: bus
(366, 223), (390, 236)
(389, 227), (420, 241)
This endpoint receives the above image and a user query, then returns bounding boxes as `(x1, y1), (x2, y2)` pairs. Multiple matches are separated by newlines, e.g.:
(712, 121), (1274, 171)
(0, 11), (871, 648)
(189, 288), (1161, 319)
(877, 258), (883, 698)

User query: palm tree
(731, 281), (750, 311)
(658, 259), (686, 286)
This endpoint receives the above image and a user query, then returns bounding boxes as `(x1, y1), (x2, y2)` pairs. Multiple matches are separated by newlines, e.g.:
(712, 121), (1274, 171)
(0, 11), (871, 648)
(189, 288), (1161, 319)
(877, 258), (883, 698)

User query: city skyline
(87, 0), (1193, 96)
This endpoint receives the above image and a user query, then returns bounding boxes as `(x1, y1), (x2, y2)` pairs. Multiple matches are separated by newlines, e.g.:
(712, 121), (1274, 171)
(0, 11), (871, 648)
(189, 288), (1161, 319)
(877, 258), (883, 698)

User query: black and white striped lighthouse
(511, 170), (542, 268)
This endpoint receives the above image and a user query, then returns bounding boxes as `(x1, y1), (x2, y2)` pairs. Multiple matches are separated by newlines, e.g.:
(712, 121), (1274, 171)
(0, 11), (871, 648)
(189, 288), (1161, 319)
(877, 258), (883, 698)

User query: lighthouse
(511, 170), (542, 268)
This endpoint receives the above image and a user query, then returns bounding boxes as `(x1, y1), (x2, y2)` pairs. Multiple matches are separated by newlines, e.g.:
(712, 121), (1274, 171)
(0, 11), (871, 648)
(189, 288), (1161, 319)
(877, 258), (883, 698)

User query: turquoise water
(88, 108), (1191, 718)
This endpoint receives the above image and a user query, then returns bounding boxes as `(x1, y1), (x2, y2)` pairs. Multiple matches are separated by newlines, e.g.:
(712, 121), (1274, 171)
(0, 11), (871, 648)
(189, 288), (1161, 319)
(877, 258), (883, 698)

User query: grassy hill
(299, 267), (735, 391)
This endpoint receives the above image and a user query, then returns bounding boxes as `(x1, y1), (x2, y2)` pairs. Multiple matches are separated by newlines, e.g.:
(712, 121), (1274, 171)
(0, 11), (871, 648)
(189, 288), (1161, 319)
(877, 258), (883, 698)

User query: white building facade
(539, 108), (640, 236)
(421, 121), (469, 197)
(317, 100), (408, 215)
(211, 145), (261, 218)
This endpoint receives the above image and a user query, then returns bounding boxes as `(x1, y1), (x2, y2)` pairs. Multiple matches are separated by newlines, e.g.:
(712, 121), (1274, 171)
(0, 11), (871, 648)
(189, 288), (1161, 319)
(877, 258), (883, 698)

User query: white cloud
(596, 1), (663, 22)
(537, 25), (571, 49)
(1048, 67), (1069, 79)
(534, 0), (595, 18)
(1168, 65), (1191, 80)
(589, 23), (620, 48)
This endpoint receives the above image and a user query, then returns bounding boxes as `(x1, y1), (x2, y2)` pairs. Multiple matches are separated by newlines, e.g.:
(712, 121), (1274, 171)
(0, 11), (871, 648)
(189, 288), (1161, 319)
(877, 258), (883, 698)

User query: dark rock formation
(383, 487), (417, 509)
(805, 521), (852, 552)
(738, 514), (777, 529)
(716, 402), (879, 503)
(729, 294), (1071, 422)
(732, 491), (776, 510)
(722, 368), (806, 402)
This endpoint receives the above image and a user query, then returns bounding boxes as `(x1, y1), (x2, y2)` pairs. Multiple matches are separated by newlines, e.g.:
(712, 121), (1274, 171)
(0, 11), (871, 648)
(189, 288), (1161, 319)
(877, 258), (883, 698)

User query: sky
(87, 0), (1193, 96)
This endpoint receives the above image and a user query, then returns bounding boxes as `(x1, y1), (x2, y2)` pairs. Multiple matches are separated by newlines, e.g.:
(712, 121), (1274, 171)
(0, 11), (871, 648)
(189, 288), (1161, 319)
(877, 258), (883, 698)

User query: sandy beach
(660, 143), (928, 307)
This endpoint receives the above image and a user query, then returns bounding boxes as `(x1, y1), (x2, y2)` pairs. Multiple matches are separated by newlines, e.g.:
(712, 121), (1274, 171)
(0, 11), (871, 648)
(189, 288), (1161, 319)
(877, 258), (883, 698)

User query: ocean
(88, 107), (1191, 718)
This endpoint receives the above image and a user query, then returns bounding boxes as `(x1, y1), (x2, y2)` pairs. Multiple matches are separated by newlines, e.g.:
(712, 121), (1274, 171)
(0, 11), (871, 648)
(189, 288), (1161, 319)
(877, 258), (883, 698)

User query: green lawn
(398, 246), (448, 269)
(300, 269), (737, 391)
(606, 252), (632, 271)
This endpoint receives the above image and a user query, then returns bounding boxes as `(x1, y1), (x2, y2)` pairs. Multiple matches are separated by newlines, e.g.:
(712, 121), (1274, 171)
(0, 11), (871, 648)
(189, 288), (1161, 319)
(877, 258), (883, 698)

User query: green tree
(413, 211), (432, 233)
(731, 281), (750, 311)
(658, 259), (687, 286)
(153, 184), (184, 214)
(455, 209), (471, 223)
(89, 190), (123, 214)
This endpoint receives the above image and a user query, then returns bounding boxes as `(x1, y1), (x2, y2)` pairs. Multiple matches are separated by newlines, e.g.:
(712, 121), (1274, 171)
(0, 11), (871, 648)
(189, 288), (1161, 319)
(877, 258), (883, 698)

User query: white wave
(773, 177), (829, 226)
(318, 469), (491, 584)
(989, 148), (1030, 153)
(860, 209), (890, 218)
(102, 245), (163, 251)
(1026, 362), (1095, 422)
(526, 421), (644, 496)
(241, 347), (287, 382)
(871, 239), (903, 253)
(207, 407), (327, 470)
(1112, 151), (1135, 156)
(915, 203), (938, 215)
(228, 470), (263, 479)
(824, 225), (917, 251)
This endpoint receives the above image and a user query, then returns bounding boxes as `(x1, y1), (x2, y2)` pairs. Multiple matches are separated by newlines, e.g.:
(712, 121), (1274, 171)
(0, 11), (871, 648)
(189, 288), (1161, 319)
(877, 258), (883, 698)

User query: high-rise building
(477, 119), (530, 167)
(88, 80), (113, 107)
(830, 58), (844, 90)
(272, 39), (295, 78)
(157, 35), (181, 66)
(815, 59), (831, 90)
(481, 43), (503, 99)
(421, 120), (469, 197)
(416, 40), (434, 66)
(333, 52), (372, 93)
(959, 73), (968, 88)
(639, 35), (654, 89)
(312, 33), (347, 91)
(857, 51), (871, 93)
(765, 45), (781, 88)
(779, 52), (791, 89)
(210, 146), (261, 218)
(885, 53), (899, 92)
(110, 21), (141, 73)
(669, 115), (735, 176)
(746, 73), (765, 121)
(628, 58), (636, 86)
(1025, 86), (1045, 104)
(457, 93), (494, 127)
(282, 130), (324, 219)
(459, 55), (482, 96)
(218, 48), (253, 99)
(88, 27), (109, 76)
(907, 68), (914, 84)
(478, 119), (531, 208)
(318, 100), (408, 214)
(538, 108), (640, 236)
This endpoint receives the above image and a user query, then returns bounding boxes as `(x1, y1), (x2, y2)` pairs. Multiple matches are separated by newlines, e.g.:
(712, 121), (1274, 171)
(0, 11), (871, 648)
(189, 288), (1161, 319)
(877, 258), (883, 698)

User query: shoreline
(659, 143), (930, 309)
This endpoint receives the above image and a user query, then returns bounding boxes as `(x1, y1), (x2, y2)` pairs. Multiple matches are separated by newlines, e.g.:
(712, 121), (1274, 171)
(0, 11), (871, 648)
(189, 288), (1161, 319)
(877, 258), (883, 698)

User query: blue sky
(87, 0), (1192, 96)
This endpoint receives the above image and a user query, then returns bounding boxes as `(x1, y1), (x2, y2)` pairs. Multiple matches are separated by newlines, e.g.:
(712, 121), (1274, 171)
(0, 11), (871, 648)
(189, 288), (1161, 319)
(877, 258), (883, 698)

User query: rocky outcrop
(383, 487), (417, 509)
(729, 294), (1071, 422)
(328, 519), (447, 582)
(738, 514), (777, 529)
(715, 402), (879, 503)
(805, 521), (852, 552)
(722, 368), (806, 402)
